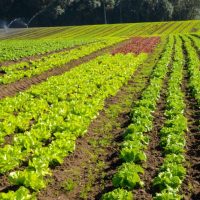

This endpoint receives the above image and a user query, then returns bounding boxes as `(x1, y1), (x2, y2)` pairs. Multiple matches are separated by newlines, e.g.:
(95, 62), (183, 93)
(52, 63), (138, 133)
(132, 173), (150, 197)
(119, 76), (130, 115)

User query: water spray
(1, 0), (57, 33)
(3, 24), (8, 33)
(7, 18), (28, 28)
(27, 8), (46, 26)
(28, 0), (57, 26)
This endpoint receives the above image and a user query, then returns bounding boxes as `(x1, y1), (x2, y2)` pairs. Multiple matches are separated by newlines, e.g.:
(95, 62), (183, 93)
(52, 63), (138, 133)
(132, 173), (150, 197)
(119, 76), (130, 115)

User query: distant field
(0, 20), (200, 40)
(0, 21), (200, 199)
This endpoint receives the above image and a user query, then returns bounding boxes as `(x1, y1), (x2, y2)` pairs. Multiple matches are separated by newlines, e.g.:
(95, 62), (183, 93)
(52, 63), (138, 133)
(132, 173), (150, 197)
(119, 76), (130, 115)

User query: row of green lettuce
(0, 38), (124, 84)
(0, 38), (99, 63)
(189, 34), (200, 57)
(0, 53), (147, 199)
(152, 36), (187, 199)
(101, 36), (174, 200)
(182, 35), (200, 105)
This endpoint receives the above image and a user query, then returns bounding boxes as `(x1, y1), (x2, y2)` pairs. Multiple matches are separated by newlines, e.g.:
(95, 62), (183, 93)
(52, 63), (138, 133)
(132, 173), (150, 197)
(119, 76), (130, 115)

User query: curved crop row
(0, 53), (147, 199)
(188, 34), (200, 55)
(0, 38), (123, 84)
(153, 36), (187, 199)
(182, 35), (200, 105)
(101, 35), (175, 200)
(0, 38), (96, 63)
(187, 35), (200, 61)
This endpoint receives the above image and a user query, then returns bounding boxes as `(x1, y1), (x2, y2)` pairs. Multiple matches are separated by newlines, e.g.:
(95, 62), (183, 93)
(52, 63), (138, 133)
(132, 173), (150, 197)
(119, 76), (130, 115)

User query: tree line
(0, 0), (199, 27)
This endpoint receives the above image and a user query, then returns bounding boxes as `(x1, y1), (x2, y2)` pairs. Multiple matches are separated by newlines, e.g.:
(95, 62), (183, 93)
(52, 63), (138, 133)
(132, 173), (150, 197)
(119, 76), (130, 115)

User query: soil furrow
(180, 64), (200, 200)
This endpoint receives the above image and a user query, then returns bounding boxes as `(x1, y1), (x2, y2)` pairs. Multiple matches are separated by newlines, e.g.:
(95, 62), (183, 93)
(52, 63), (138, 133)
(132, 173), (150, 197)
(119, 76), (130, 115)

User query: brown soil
(0, 175), (10, 192)
(37, 47), (160, 200)
(191, 28), (199, 33)
(0, 38), (131, 100)
(180, 69), (200, 200)
(0, 69), (6, 75)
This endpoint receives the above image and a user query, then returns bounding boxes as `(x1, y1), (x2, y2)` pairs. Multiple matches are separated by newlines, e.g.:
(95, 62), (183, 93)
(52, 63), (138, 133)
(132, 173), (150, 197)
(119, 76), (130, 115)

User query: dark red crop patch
(112, 37), (161, 55)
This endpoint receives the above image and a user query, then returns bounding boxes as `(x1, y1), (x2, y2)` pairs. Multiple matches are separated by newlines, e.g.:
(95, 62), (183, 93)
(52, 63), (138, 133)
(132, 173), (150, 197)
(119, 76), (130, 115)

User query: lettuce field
(0, 20), (200, 200)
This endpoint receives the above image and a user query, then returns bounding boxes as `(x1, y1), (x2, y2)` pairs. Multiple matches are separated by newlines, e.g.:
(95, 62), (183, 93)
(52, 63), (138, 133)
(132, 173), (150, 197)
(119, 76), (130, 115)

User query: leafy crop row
(188, 34), (200, 57)
(102, 36), (175, 200)
(0, 187), (35, 200)
(153, 36), (187, 199)
(182, 35), (200, 105)
(0, 38), (97, 63)
(0, 38), (123, 84)
(0, 53), (147, 199)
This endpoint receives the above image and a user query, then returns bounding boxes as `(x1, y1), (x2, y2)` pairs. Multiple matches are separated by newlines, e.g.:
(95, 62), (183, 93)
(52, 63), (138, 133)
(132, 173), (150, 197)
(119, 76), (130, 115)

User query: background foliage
(0, 0), (199, 26)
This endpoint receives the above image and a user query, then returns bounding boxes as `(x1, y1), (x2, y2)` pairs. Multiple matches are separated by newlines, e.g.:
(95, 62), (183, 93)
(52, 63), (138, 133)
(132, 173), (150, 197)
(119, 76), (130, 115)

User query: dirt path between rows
(180, 69), (200, 200)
